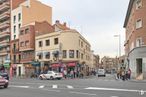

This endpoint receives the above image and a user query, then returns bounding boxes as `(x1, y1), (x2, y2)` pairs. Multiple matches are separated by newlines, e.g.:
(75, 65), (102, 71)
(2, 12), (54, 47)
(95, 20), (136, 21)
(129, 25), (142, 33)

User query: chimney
(63, 22), (66, 27)
(55, 20), (60, 24)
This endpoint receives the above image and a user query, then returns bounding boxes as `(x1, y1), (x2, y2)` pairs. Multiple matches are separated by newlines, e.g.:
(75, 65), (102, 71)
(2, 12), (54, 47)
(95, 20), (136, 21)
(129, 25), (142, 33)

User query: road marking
(69, 91), (96, 96)
(52, 85), (58, 89)
(39, 85), (45, 88)
(111, 96), (119, 97)
(85, 87), (139, 92)
(67, 85), (74, 89)
(10, 85), (30, 88)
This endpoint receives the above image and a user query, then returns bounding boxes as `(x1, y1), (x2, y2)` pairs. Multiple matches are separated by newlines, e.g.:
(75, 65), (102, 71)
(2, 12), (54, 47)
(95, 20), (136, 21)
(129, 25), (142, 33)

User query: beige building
(35, 21), (92, 74)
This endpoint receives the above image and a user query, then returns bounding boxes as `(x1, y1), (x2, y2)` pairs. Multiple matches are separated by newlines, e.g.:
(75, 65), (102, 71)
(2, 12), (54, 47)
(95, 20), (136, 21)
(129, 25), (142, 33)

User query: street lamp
(114, 34), (121, 57)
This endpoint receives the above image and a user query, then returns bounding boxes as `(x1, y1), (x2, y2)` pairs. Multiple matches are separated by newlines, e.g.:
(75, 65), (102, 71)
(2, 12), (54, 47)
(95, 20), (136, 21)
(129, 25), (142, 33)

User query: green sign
(3, 63), (10, 68)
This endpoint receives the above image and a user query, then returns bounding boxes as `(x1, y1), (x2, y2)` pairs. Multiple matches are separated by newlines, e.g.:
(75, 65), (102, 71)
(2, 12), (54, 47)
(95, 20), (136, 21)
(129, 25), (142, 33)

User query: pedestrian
(70, 70), (74, 79)
(128, 68), (131, 80)
(121, 69), (125, 81)
(63, 70), (67, 79)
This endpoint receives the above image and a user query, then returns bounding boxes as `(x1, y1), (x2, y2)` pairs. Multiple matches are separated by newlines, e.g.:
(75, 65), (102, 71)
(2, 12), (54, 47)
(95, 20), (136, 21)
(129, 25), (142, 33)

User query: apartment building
(10, 0), (52, 76)
(0, 0), (10, 68)
(35, 21), (92, 75)
(18, 21), (54, 77)
(124, 0), (146, 79)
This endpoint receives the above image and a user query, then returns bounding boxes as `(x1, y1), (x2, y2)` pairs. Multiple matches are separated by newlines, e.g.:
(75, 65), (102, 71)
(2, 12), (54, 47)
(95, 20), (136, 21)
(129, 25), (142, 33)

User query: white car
(97, 69), (106, 77)
(39, 71), (63, 80)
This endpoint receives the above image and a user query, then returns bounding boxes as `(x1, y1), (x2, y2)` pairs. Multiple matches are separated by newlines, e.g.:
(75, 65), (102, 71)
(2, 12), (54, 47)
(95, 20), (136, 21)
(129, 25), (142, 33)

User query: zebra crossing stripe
(39, 85), (45, 88)
(67, 85), (74, 89)
(52, 85), (58, 89)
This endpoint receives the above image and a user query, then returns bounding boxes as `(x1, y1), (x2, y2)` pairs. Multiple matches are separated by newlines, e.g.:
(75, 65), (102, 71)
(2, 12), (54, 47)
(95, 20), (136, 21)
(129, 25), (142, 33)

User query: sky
(39, 0), (129, 58)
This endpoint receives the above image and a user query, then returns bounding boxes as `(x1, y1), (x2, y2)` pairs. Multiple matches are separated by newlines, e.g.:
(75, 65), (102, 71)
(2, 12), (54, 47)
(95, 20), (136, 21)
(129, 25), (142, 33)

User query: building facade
(124, 0), (146, 79)
(10, 0), (52, 77)
(35, 21), (92, 75)
(0, 0), (11, 68)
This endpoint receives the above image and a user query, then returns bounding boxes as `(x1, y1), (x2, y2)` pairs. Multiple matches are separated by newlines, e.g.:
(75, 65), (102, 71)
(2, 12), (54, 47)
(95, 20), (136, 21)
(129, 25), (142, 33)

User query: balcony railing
(0, 2), (10, 11)
(0, 11), (10, 21)
(12, 49), (19, 53)
(0, 40), (10, 47)
(0, 51), (7, 56)
(0, 32), (10, 38)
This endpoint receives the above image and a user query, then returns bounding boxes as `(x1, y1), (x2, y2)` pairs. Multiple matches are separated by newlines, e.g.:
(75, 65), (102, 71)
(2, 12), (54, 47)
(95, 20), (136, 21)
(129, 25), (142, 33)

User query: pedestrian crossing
(9, 84), (76, 90)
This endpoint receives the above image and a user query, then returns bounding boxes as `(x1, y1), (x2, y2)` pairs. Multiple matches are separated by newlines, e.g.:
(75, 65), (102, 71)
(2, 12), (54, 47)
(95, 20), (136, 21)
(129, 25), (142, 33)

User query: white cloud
(39, 0), (129, 57)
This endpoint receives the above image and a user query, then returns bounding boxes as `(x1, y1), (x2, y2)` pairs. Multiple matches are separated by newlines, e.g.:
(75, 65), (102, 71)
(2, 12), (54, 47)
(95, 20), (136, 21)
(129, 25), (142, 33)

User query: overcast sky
(39, 0), (129, 58)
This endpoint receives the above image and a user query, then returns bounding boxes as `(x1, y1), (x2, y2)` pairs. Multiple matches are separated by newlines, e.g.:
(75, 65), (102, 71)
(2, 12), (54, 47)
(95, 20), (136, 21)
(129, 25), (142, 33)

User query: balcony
(0, 32), (10, 38)
(0, 50), (7, 56)
(0, 40), (10, 47)
(0, 11), (10, 21)
(12, 49), (19, 53)
(0, 2), (10, 11)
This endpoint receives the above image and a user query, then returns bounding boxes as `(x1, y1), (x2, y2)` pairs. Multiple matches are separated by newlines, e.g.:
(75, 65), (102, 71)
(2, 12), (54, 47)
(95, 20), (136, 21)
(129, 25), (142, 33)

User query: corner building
(124, 0), (146, 80)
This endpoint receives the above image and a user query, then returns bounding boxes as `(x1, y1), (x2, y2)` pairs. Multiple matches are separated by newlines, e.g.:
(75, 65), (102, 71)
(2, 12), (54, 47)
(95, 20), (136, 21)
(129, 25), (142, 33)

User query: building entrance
(136, 58), (142, 76)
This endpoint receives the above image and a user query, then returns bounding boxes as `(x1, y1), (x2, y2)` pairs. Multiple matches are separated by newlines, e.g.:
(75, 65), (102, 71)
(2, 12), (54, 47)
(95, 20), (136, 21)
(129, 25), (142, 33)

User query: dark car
(0, 76), (9, 88)
(0, 72), (9, 80)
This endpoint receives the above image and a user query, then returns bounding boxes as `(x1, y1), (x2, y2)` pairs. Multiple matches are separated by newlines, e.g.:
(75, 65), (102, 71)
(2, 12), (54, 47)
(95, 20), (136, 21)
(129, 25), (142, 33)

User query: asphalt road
(0, 74), (146, 97)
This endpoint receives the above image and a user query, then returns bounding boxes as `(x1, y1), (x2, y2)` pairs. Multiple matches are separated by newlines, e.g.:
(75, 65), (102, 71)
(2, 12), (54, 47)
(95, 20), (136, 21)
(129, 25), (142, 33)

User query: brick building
(124, 0), (146, 80)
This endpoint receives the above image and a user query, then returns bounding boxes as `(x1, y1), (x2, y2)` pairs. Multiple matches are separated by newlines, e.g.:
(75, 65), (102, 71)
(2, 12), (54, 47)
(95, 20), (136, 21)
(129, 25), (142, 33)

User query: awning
(30, 61), (40, 67)
(3, 63), (10, 68)
(51, 64), (61, 68)
(67, 62), (76, 67)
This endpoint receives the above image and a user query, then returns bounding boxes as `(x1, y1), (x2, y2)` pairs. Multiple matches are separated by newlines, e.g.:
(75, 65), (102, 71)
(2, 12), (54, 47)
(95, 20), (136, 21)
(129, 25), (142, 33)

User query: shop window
(69, 50), (74, 58)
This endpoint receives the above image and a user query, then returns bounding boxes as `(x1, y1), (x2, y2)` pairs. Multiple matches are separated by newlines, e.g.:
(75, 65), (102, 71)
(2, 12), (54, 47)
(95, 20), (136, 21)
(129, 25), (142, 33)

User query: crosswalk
(9, 84), (75, 90)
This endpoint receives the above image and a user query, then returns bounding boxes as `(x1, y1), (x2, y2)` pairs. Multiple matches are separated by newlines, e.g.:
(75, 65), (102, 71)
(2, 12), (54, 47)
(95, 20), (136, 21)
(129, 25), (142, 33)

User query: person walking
(128, 68), (131, 80)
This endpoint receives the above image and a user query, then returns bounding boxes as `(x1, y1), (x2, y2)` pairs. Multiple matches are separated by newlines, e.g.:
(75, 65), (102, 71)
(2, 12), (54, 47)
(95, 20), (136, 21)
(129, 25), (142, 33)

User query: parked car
(0, 72), (9, 80)
(97, 69), (106, 77)
(0, 76), (9, 88)
(39, 71), (63, 80)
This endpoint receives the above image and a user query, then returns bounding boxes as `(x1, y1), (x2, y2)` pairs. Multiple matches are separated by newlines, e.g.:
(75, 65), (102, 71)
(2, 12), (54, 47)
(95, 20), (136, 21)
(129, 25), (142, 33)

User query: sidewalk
(129, 79), (146, 83)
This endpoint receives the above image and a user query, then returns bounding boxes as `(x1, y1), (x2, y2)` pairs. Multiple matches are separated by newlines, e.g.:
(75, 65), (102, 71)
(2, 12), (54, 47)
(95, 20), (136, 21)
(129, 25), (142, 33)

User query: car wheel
(50, 76), (54, 80)
(39, 76), (43, 80)
(57, 78), (61, 80)
(4, 84), (8, 88)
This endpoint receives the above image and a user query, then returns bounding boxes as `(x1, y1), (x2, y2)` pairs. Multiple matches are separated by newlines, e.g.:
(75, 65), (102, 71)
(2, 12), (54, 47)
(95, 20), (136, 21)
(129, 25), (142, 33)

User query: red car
(0, 75), (9, 88)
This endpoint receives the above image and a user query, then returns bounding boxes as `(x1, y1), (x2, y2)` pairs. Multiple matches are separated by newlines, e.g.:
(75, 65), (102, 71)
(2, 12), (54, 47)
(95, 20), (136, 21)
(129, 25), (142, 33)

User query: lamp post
(114, 34), (121, 70)
(114, 34), (121, 57)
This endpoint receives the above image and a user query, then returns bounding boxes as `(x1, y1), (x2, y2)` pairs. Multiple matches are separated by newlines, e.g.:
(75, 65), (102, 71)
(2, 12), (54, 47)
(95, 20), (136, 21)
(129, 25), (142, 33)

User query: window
(14, 26), (16, 33)
(81, 53), (83, 59)
(81, 41), (83, 47)
(18, 13), (21, 21)
(13, 15), (16, 23)
(54, 38), (58, 45)
(136, 19), (142, 29)
(14, 35), (16, 39)
(18, 24), (21, 29)
(69, 50), (74, 58)
(136, 37), (143, 47)
(39, 41), (42, 47)
(76, 50), (79, 58)
(20, 42), (24, 47)
(25, 41), (29, 46)
(13, 44), (16, 50)
(38, 54), (42, 59)
(46, 39), (50, 46)
(136, 0), (142, 10)
(45, 52), (50, 59)
(20, 30), (24, 35)
(63, 50), (67, 58)
(25, 28), (29, 34)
